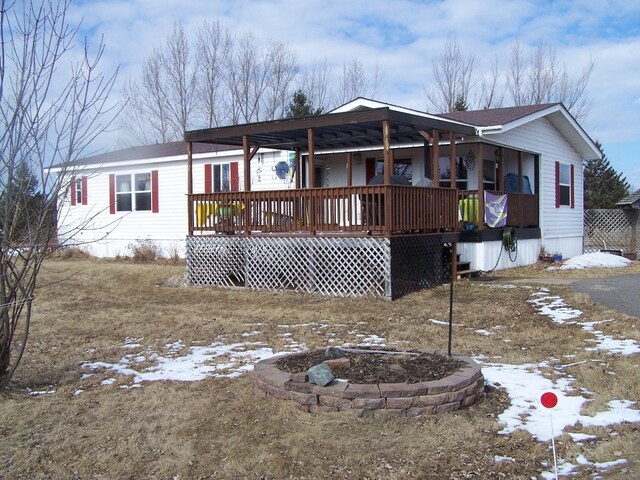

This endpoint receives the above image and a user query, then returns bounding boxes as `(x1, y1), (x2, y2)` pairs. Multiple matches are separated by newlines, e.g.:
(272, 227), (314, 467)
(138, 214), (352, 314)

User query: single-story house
(54, 98), (601, 298)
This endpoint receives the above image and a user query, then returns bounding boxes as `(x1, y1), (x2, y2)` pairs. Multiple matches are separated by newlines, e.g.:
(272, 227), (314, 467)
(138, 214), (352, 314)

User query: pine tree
(453, 94), (468, 112)
(584, 143), (630, 209)
(285, 89), (323, 118)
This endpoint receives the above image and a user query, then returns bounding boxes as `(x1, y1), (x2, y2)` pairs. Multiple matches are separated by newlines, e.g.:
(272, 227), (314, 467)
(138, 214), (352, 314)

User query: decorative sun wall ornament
(463, 149), (476, 170)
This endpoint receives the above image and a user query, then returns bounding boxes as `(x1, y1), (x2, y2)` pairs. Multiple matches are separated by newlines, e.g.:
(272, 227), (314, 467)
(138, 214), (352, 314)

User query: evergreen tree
(0, 160), (48, 244)
(453, 94), (468, 112)
(285, 89), (323, 118)
(584, 142), (630, 209)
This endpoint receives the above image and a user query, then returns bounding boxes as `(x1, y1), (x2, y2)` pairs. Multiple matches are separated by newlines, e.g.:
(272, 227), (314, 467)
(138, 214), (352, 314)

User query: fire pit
(252, 347), (484, 417)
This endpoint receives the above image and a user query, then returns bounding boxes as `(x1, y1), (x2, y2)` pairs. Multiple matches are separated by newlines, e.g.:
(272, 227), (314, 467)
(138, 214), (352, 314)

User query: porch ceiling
(184, 107), (476, 151)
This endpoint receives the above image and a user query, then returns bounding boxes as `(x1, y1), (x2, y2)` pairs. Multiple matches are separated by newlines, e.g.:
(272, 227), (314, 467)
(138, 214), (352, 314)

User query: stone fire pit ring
(252, 348), (484, 418)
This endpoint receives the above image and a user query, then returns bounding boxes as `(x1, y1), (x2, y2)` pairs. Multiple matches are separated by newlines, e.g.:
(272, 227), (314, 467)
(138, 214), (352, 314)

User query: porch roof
(184, 107), (476, 151)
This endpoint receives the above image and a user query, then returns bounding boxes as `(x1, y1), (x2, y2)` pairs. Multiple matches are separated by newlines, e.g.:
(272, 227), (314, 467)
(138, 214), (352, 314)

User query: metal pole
(448, 276), (454, 357)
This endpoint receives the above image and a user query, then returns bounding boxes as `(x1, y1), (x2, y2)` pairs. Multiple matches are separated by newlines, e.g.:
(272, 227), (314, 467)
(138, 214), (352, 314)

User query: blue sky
(69, 0), (640, 189)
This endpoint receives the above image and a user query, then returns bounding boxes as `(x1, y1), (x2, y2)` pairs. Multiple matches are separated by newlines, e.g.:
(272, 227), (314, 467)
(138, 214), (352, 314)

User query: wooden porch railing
(458, 190), (539, 228)
(189, 186), (460, 236)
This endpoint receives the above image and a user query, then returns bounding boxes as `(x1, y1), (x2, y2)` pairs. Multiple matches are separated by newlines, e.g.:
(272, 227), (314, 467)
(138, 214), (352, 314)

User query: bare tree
(262, 42), (298, 120)
(507, 40), (595, 121)
(300, 58), (333, 113)
(426, 37), (594, 119)
(222, 33), (269, 124)
(161, 22), (198, 138)
(196, 20), (231, 128)
(477, 56), (503, 109)
(120, 48), (172, 143)
(425, 37), (477, 113)
(0, 0), (118, 388)
(337, 58), (366, 105)
(507, 39), (528, 107)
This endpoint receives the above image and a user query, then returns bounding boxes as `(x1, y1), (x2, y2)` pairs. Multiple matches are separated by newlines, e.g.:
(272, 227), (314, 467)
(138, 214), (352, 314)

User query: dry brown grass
(1, 259), (639, 479)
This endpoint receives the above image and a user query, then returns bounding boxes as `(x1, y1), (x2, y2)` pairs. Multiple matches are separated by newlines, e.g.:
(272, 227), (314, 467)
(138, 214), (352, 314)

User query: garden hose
(486, 227), (518, 273)
(503, 227), (518, 262)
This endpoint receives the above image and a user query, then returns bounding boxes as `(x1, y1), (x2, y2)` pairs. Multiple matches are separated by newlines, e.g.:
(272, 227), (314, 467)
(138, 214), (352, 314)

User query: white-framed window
(558, 163), (572, 206)
(71, 175), (87, 206)
(116, 173), (152, 211)
(205, 162), (238, 192)
(212, 163), (231, 192)
(74, 177), (83, 204)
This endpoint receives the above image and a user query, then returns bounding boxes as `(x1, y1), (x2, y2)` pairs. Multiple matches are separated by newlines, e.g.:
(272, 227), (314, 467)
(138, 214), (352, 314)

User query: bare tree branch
(425, 37), (477, 113)
(0, 0), (118, 388)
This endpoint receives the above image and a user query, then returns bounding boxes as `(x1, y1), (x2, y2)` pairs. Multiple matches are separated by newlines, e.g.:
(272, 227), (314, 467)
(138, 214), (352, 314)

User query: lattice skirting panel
(186, 235), (448, 299)
(584, 209), (639, 256)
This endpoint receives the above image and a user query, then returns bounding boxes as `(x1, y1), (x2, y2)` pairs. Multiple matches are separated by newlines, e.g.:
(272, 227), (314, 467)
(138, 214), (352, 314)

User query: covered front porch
(184, 107), (539, 298)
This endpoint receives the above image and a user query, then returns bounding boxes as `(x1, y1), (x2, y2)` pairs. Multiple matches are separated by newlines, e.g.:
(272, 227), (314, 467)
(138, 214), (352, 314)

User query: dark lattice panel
(390, 235), (444, 300)
(584, 209), (638, 255)
(186, 236), (245, 286)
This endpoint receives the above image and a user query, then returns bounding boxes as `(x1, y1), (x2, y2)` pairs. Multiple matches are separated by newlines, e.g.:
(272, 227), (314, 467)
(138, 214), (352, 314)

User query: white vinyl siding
(486, 117), (584, 254)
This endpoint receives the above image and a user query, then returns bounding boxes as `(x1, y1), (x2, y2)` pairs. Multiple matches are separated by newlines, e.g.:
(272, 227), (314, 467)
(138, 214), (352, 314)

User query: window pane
(456, 157), (468, 180)
(394, 159), (412, 180)
(221, 164), (230, 191)
(135, 173), (151, 191)
(559, 164), (571, 185)
(116, 193), (132, 211)
(135, 192), (152, 211)
(559, 185), (571, 206)
(75, 178), (82, 204)
(483, 159), (496, 182)
(116, 175), (131, 192)
(439, 157), (451, 181)
(213, 164), (221, 192)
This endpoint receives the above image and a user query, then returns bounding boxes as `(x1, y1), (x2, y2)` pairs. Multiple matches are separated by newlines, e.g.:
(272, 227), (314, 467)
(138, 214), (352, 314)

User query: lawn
(1, 257), (639, 479)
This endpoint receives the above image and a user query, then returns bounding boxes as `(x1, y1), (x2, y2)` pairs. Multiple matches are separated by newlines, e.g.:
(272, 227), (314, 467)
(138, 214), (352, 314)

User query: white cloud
(65, 0), (639, 181)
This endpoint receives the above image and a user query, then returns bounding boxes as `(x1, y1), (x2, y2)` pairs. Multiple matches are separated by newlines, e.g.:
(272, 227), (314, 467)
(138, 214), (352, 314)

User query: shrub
(127, 239), (162, 263)
(53, 247), (93, 260)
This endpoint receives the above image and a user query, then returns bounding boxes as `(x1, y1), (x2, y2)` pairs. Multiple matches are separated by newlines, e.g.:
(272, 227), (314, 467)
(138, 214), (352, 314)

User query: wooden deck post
(308, 128), (316, 233)
(382, 120), (392, 185)
(517, 150), (523, 193)
(383, 120), (392, 235)
(449, 132), (456, 189)
(346, 152), (353, 187)
(477, 143), (484, 229)
(295, 148), (301, 190)
(187, 141), (193, 236)
(431, 129), (440, 182)
(242, 135), (251, 235)
(497, 147), (504, 191)
(308, 128), (315, 187)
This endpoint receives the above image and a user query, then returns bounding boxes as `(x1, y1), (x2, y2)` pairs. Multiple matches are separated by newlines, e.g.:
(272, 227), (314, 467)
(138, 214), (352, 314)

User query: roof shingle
(437, 103), (559, 127)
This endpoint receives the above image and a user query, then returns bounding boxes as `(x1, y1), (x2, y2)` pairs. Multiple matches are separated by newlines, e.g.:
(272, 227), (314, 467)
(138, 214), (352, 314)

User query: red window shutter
(151, 170), (159, 213)
(570, 164), (575, 208)
(230, 162), (239, 191)
(109, 174), (116, 214)
(365, 158), (376, 184)
(555, 161), (560, 208)
(204, 164), (212, 193)
(70, 176), (76, 206)
(81, 176), (88, 205)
